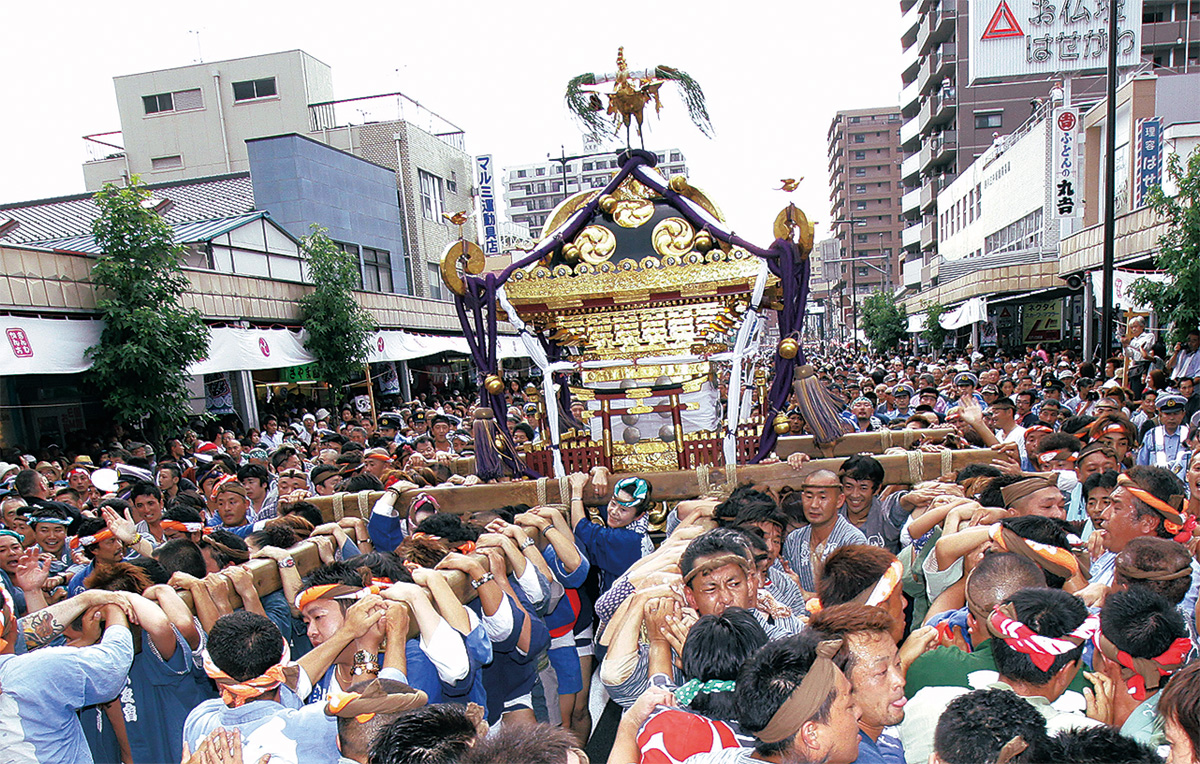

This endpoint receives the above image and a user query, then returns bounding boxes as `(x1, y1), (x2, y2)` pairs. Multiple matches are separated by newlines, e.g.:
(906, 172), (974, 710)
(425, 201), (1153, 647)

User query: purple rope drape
(752, 239), (809, 462)
(455, 273), (537, 478)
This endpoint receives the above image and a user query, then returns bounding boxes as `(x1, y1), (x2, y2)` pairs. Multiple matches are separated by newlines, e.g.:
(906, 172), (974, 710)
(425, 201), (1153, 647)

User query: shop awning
(0, 316), (103, 374)
(939, 297), (988, 330)
(189, 327), (315, 375)
(366, 332), (529, 363)
(3, 319), (528, 377)
(906, 313), (927, 334)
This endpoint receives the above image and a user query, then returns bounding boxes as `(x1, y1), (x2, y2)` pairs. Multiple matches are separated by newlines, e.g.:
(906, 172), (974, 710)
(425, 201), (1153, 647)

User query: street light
(830, 218), (868, 354)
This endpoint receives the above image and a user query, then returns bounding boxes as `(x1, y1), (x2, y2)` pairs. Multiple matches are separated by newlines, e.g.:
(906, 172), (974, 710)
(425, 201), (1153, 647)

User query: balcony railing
(83, 131), (125, 163)
(308, 92), (466, 151)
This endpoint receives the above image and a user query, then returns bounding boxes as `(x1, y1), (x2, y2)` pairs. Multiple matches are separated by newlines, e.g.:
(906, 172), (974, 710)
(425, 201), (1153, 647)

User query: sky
(0, 0), (902, 243)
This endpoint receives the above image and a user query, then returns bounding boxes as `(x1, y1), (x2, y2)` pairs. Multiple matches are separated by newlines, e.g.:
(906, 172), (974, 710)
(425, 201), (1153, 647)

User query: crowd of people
(6, 331), (1200, 763)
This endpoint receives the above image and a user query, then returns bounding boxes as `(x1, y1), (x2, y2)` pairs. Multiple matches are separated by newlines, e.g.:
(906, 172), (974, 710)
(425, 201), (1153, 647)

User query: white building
(502, 148), (687, 239)
(81, 49), (475, 300)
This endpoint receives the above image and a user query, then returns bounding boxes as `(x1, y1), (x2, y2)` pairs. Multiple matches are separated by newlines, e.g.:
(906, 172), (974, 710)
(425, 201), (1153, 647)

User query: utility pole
(1099, 0), (1119, 365)
(831, 218), (868, 354)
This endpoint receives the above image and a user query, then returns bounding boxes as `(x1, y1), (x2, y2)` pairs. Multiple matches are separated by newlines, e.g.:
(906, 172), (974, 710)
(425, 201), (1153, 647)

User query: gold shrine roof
(503, 174), (774, 314)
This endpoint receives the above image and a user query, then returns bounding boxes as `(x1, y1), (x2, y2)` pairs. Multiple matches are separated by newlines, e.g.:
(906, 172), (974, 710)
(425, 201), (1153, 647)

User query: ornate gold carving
(439, 240), (485, 296)
(652, 217), (695, 257)
(574, 225), (617, 265)
(579, 362), (710, 384)
(773, 204), (815, 257)
(541, 190), (600, 242)
(612, 200), (655, 228)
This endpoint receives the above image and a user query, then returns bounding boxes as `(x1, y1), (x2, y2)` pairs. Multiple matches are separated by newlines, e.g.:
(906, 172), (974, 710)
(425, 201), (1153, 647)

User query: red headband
(988, 604), (1098, 671)
(1093, 631), (1192, 700)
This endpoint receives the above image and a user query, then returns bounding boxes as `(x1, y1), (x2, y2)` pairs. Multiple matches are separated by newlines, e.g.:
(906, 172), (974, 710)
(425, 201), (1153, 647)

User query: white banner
(1053, 107), (1082, 219)
(1091, 269), (1169, 312)
(940, 297), (989, 330)
(969, 0), (1143, 83)
(0, 317), (103, 375)
(188, 328), (314, 375)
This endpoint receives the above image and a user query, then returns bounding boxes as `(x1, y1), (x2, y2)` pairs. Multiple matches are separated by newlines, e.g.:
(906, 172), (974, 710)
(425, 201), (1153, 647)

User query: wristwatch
(351, 649), (380, 676)
(278, 556), (296, 568)
(470, 572), (495, 590)
(519, 537), (536, 551)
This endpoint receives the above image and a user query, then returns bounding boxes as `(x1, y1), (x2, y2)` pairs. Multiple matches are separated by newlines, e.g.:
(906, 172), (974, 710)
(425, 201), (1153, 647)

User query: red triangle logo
(982, 0), (1025, 40)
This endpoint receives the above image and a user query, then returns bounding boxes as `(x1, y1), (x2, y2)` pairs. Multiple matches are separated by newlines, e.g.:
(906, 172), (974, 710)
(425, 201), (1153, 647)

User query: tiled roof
(0, 174), (256, 245)
(31, 211), (277, 255)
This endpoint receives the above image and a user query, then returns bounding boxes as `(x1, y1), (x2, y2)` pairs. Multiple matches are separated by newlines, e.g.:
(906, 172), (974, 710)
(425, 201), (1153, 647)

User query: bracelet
(278, 556), (296, 568)
(470, 572), (495, 590)
(130, 532), (142, 546)
(519, 538), (536, 551)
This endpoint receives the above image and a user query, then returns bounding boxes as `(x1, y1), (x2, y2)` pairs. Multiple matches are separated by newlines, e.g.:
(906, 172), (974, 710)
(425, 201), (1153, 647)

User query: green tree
(860, 292), (908, 353)
(88, 178), (210, 443)
(300, 225), (376, 389)
(1129, 150), (1200, 344)
(922, 301), (949, 356)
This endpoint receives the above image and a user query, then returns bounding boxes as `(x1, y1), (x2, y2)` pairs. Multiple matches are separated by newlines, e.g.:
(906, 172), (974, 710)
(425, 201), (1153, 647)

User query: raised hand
(101, 504), (139, 545)
(13, 548), (51, 592)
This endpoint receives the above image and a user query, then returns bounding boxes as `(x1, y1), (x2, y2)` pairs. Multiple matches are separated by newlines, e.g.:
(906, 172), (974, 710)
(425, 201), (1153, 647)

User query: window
(447, 171), (458, 194)
(535, 167), (545, 176)
(143, 88), (205, 115)
(143, 93), (174, 114)
(670, 151), (682, 162)
(854, 134), (867, 143)
(232, 77), (277, 102)
(855, 168), (867, 176)
(537, 182), (546, 193)
(419, 170), (445, 221)
(854, 151), (866, 160)
(856, 200), (868, 209)
(552, 182), (561, 192)
(517, 170), (527, 178)
(427, 262), (444, 300)
(583, 162), (594, 171)
(855, 184), (867, 194)
(856, 234), (868, 244)
(362, 247), (392, 293)
(656, 153), (666, 161)
(590, 176), (607, 188)
(974, 184), (982, 218)
(974, 111), (1002, 129)
(150, 155), (183, 171)
(850, 116), (861, 123)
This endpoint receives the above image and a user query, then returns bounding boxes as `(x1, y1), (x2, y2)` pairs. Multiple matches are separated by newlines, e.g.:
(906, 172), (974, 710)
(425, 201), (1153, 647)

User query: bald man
(781, 469), (867, 594)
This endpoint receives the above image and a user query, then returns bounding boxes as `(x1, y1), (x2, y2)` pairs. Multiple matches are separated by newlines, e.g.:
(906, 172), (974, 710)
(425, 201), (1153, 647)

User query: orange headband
(70, 528), (114, 550)
(162, 520), (203, 534)
(852, 560), (904, 607)
(1099, 425), (1129, 440)
(203, 655), (300, 708)
(295, 583), (381, 611)
(990, 524), (1082, 580)
(1117, 474), (1194, 541)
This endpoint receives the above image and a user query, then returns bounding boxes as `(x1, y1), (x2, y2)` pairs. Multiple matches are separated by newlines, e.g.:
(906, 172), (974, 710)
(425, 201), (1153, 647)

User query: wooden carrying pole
(307, 448), (998, 521)
(773, 428), (957, 458)
(173, 447), (997, 637)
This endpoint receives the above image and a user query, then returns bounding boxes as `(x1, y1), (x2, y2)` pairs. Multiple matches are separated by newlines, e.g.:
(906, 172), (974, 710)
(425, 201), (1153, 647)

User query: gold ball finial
(778, 337), (799, 360)
(773, 413), (791, 435)
(484, 374), (505, 395)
